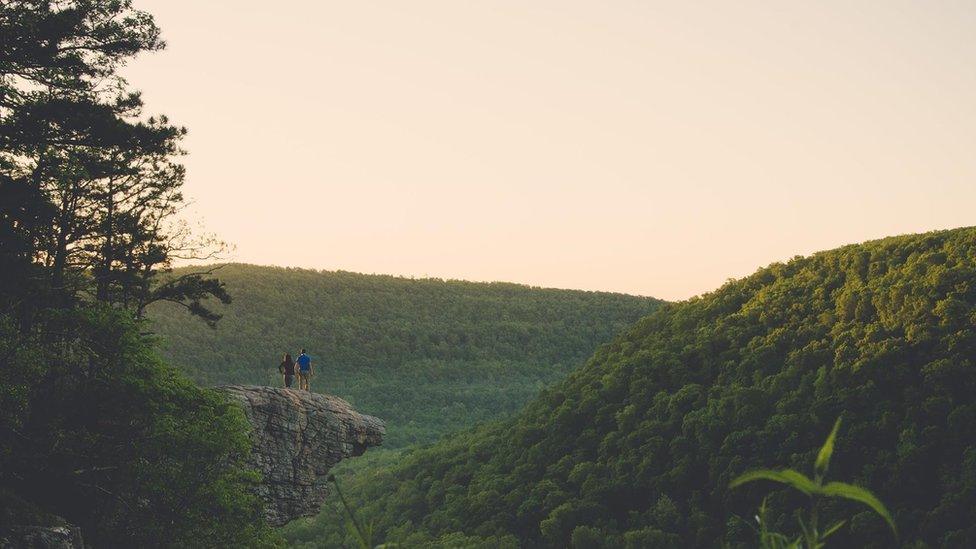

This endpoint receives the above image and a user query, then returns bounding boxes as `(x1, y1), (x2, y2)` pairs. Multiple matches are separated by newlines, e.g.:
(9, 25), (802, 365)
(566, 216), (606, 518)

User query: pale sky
(125, 1), (976, 301)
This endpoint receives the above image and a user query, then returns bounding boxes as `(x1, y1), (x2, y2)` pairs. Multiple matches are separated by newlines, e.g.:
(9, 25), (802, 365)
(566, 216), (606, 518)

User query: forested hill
(147, 264), (662, 446)
(285, 227), (976, 548)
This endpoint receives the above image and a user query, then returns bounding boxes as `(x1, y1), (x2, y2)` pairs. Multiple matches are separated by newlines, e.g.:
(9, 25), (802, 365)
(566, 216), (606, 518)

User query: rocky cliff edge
(219, 385), (385, 526)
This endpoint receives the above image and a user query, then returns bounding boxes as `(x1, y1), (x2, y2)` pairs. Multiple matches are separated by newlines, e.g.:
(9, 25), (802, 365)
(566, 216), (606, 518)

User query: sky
(124, 1), (976, 301)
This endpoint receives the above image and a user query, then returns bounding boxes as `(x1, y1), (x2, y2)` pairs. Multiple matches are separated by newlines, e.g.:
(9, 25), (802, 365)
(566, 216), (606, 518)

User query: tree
(0, 0), (228, 323)
(0, 2), (275, 545)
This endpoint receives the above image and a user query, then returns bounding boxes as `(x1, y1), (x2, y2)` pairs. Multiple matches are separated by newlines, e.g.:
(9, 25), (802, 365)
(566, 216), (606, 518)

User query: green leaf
(822, 481), (897, 536)
(822, 519), (846, 539)
(815, 417), (842, 476)
(730, 468), (819, 495)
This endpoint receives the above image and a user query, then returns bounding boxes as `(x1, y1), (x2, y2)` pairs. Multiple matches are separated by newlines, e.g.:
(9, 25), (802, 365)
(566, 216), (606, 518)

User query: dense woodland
(0, 2), (275, 546)
(285, 228), (976, 548)
(5, 3), (975, 549)
(148, 264), (661, 446)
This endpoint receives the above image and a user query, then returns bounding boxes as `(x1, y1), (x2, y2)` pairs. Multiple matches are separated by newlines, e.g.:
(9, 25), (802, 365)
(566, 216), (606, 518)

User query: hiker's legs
(284, 375), (293, 388)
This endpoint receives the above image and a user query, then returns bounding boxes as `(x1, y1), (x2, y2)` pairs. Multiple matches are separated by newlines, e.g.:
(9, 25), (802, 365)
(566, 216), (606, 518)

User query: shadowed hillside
(285, 227), (976, 548)
(148, 265), (661, 446)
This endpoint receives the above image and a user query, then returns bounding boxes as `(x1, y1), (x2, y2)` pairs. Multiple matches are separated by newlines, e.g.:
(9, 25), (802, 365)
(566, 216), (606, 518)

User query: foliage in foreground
(284, 227), (976, 548)
(1, 308), (280, 547)
(1, 1), (276, 545)
(730, 418), (896, 548)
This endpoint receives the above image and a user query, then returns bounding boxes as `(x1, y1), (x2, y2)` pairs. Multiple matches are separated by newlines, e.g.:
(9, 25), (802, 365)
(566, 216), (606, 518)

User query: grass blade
(822, 481), (897, 537)
(822, 519), (846, 539)
(730, 469), (819, 495)
(815, 417), (842, 476)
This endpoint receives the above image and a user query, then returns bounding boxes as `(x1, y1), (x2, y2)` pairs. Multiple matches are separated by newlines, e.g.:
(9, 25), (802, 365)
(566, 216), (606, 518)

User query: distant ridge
(148, 264), (662, 447)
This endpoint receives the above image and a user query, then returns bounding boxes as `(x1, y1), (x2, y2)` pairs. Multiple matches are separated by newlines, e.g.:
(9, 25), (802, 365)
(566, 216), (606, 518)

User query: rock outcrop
(219, 385), (385, 526)
(0, 524), (83, 549)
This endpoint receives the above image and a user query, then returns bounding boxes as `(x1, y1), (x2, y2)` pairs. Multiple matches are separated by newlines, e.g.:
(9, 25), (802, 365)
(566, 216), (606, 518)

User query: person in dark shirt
(296, 349), (312, 391)
(279, 353), (296, 388)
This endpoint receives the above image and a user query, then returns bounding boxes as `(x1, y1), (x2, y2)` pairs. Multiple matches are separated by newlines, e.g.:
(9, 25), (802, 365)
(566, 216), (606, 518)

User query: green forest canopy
(147, 264), (662, 446)
(285, 227), (976, 548)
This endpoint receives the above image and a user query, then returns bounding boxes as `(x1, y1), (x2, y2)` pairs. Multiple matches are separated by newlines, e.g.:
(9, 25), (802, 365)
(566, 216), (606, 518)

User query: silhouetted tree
(0, 3), (271, 546)
(0, 0), (229, 323)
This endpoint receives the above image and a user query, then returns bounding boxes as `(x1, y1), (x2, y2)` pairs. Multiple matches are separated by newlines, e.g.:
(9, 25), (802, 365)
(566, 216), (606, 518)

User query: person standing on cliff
(279, 353), (296, 388)
(296, 349), (313, 391)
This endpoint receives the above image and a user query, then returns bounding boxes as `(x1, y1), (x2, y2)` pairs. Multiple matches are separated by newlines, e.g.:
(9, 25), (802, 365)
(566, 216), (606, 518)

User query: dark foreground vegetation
(7, 3), (974, 549)
(148, 264), (661, 446)
(286, 228), (976, 548)
(0, 2), (277, 546)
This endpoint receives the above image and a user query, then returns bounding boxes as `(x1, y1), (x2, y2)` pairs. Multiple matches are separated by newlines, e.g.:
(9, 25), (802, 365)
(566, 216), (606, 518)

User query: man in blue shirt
(296, 349), (313, 391)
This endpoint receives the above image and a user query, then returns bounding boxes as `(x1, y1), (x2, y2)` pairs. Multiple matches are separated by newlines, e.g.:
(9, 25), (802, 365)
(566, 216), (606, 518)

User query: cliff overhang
(219, 385), (385, 526)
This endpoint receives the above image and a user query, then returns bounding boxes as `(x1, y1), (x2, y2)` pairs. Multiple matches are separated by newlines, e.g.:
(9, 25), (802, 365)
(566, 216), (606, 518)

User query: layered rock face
(219, 386), (385, 526)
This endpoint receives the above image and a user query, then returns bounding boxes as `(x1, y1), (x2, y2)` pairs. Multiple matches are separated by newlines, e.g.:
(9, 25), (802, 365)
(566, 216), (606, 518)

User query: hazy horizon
(185, 221), (973, 300)
(126, 1), (976, 300)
